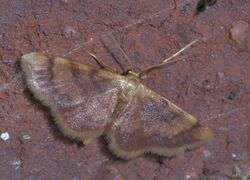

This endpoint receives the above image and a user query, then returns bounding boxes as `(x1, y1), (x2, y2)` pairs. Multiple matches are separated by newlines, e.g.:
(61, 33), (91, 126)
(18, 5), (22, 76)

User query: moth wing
(106, 84), (213, 159)
(21, 52), (120, 140)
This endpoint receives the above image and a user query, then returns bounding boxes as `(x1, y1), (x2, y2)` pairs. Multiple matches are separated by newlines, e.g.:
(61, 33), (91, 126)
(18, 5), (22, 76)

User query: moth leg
(85, 51), (118, 73)
(138, 39), (198, 78)
(86, 51), (108, 69)
(110, 34), (136, 72)
(83, 138), (93, 145)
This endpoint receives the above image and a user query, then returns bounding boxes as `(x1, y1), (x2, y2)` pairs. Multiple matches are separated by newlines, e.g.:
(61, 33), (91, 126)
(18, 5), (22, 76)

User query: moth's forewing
(21, 53), (120, 140)
(106, 82), (213, 159)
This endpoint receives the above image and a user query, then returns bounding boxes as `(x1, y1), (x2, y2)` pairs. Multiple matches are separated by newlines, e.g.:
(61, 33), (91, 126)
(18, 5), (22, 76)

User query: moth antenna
(110, 34), (137, 73)
(85, 50), (118, 73)
(138, 39), (199, 78)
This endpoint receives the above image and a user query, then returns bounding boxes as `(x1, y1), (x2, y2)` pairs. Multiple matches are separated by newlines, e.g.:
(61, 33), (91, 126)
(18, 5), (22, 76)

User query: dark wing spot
(142, 99), (176, 125)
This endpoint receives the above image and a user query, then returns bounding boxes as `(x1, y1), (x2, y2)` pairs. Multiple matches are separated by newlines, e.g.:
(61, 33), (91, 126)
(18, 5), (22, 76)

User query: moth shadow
(98, 136), (129, 162)
(144, 154), (172, 164)
(47, 112), (83, 147)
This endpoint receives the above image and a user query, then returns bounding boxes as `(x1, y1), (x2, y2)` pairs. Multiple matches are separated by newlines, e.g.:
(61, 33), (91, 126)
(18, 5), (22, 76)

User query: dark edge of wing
(106, 123), (213, 160)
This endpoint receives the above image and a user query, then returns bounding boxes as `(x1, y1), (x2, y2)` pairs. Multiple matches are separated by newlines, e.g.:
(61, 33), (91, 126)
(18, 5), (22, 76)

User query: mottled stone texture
(0, 0), (249, 179)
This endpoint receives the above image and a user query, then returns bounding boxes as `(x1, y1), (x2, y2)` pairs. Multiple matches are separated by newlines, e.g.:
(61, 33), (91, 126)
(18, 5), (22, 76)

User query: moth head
(124, 69), (141, 80)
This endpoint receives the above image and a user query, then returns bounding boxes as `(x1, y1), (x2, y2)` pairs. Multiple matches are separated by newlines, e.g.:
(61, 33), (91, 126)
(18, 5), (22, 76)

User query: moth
(21, 40), (213, 159)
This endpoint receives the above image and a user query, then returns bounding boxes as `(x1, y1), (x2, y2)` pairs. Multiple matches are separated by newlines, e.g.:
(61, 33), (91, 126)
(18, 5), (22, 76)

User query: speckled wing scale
(21, 52), (213, 159)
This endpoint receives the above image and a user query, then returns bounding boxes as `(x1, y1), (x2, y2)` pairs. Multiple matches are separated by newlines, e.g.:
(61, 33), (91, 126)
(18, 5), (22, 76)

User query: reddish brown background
(0, 0), (249, 179)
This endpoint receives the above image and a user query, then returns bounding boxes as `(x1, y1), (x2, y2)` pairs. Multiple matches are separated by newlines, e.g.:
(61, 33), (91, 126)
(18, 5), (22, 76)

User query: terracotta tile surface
(0, 0), (249, 179)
